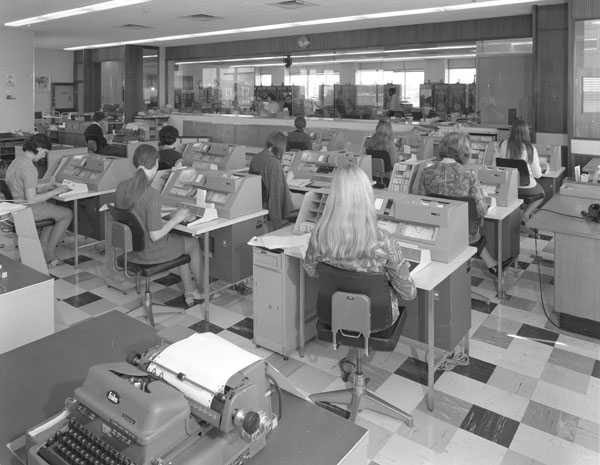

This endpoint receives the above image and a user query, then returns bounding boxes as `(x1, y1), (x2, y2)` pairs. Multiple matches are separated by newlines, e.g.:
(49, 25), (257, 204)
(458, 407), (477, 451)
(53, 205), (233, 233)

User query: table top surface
(257, 225), (476, 292)
(0, 254), (52, 292)
(0, 311), (367, 465)
(175, 209), (267, 235)
(484, 199), (523, 221)
(527, 193), (600, 239)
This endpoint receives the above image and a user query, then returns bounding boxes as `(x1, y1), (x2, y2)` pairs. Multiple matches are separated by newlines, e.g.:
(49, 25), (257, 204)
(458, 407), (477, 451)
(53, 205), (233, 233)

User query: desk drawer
(253, 248), (283, 270)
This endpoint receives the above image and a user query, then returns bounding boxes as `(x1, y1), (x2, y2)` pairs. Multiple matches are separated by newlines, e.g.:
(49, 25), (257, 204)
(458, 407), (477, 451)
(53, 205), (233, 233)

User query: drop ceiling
(0, 0), (565, 50)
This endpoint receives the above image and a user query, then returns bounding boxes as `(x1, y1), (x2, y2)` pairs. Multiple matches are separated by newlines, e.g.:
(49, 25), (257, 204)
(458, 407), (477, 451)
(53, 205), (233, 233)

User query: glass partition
(143, 47), (159, 111)
(573, 19), (600, 139)
(168, 39), (531, 124)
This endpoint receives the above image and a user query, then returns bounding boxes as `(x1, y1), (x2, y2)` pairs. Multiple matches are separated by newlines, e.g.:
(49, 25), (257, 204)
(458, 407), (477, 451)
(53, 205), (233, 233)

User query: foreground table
(0, 311), (368, 465)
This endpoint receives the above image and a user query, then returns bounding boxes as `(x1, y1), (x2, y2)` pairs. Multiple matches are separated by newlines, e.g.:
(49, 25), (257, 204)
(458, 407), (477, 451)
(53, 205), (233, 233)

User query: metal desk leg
(426, 289), (435, 411)
(73, 199), (79, 269)
(203, 231), (210, 322)
(496, 219), (507, 299)
(298, 258), (305, 357)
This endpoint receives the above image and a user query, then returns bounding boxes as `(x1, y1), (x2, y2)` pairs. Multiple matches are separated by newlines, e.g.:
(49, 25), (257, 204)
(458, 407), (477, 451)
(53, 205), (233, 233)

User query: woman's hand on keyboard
(172, 207), (191, 224)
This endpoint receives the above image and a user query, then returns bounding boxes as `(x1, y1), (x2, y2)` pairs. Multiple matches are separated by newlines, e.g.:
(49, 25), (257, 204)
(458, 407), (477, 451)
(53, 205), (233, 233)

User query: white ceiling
(0, 0), (566, 50)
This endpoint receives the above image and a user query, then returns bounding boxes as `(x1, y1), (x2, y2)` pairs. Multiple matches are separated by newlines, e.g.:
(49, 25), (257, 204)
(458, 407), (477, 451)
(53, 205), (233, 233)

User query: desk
(527, 193), (600, 338)
(539, 167), (566, 205)
(0, 254), (54, 354)
(484, 200), (523, 298)
(55, 188), (115, 268)
(251, 226), (476, 410)
(175, 209), (267, 323)
(0, 311), (368, 465)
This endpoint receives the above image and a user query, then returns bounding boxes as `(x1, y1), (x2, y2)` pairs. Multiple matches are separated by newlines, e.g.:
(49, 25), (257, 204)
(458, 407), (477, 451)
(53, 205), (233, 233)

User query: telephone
(581, 203), (600, 222)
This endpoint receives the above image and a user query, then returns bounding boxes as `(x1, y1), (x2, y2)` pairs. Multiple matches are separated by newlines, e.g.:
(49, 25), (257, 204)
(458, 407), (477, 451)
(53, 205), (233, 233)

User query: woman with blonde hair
(304, 163), (416, 380)
(364, 119), (400, 181)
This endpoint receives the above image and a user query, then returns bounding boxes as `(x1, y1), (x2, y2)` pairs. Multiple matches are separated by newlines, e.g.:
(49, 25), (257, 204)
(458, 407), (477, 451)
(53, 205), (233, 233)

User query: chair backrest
(495, 157), (529, 187)
(371, 158), (386, 185)
(107, 205), (146, 252)
(87, 139), (97, 154)
(428, 194), (478, 244)
(0, 179), (14, 201)
(366, 149), (393, 173)
(316, 262), (394, 334)
(287, 140), (310, 151)
(248, 168), (268, 209)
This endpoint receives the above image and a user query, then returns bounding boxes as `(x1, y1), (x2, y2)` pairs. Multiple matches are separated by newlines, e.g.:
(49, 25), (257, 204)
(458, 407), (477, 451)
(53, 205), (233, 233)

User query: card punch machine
(24, 332), (280, 465)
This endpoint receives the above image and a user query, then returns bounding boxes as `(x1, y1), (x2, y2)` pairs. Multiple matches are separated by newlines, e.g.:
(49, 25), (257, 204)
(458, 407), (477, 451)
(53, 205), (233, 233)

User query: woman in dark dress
(115, 144), (203, 307)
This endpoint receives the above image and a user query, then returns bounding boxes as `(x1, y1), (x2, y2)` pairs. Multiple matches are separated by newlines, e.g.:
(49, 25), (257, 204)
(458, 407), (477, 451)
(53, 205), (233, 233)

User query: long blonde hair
(309, 164), (378, 260)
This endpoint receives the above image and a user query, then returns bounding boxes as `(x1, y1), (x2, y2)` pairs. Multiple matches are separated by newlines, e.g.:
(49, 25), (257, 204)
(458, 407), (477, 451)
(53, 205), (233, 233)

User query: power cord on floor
(436, 351), (470, 371)
(531, 228), (562, 331)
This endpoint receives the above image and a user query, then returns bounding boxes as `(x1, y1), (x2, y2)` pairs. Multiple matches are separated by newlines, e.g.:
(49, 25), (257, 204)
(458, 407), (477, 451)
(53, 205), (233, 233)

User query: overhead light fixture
(5, 0), (152, 27)
(66, 0), (544, 50)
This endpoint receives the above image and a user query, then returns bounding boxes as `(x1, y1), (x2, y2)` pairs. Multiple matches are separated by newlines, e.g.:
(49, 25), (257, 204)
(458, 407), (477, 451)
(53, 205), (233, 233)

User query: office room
(0, 1), (599, 464)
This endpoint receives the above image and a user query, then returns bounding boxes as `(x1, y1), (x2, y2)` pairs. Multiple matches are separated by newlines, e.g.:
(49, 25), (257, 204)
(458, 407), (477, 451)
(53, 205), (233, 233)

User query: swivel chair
(0, 179), (56, 233)
(87, 139), (97, 154)
(495, 157), (544, 237)
(429, 194), (500, 304)
(248, 168), (297, 231)
(365, 149), (393, 188)
(286, 140), (311, 151)
(107, 205), (191, 327)
(309, 263), (413, 425)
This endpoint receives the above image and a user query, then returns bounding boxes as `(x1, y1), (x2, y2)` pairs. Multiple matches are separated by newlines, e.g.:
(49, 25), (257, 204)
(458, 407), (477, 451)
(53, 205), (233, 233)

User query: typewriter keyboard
(37, 417), (136, 465)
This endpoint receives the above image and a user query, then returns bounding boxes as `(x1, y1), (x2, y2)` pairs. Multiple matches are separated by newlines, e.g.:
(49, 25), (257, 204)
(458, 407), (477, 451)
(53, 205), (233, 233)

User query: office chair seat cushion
(117, 253), (191, 277)
(5, 217), (55, 233)
(316, 306), (406, 352)
(518, 183), (545, 204)
(472, 234), (486, 258)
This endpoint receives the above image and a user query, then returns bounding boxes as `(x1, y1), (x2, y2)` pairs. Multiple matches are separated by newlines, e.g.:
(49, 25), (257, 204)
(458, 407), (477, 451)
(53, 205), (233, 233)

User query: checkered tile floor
(1, 229), (598, 465)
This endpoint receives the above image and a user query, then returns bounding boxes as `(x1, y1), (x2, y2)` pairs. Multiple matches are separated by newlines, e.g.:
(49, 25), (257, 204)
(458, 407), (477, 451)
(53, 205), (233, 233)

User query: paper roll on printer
(25, 333), (279, 465)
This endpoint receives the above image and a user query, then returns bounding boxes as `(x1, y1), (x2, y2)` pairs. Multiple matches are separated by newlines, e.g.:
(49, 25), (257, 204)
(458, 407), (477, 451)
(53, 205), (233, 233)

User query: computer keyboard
(35, 417), (135, 465)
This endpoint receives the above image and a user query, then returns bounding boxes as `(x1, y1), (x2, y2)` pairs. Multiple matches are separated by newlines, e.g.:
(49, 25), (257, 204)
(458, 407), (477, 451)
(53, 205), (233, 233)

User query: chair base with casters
(108, 204), (191, 328)
(309, 263), (413, 426)
(115, 254), (191, 327)
(310, 314), (413, 425)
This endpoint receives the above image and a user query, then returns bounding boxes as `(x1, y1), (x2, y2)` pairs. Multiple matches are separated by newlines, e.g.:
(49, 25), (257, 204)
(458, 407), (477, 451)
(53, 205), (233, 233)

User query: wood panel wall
(535, 3), (568, 135)
(571, 0), (600, 20)
(123, 46), (144, 123)
(166, 15), (532, 61)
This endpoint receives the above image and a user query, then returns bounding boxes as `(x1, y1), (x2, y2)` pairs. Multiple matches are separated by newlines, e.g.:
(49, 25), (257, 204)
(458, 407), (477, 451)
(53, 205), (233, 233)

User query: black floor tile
(592, 360), (600, 379)
(471, 298), (497, 314)
(63, 255), (93, 266)
(452, 356), (496, 384)
(227, 317), (254, 340)
(394, 357), (443, 386)
(460, 404), (519, 448)
(163, 295), (188, 309)
(189, 320), (223, 334)
(62, 291), (102, 308)
(154, 273), (182, 287)
(516, 323), (559, 347)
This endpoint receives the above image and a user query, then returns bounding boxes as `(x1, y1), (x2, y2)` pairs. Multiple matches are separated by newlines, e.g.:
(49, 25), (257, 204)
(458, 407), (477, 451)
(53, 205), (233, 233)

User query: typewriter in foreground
(25, 333), (279, 465)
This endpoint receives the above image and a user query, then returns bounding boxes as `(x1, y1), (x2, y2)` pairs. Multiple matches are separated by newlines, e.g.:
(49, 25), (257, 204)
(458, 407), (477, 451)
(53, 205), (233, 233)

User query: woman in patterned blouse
(304, 163), (416, 381)
(418, 131), (506, 277)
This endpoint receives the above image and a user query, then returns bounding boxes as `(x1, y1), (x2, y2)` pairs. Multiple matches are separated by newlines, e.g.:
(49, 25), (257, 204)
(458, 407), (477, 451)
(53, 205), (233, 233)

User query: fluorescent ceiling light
(175, 46), (476, 66)
(66, 0), (543, 50)
(5, 0), (152, 27)
(228, 54), (476, 68)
